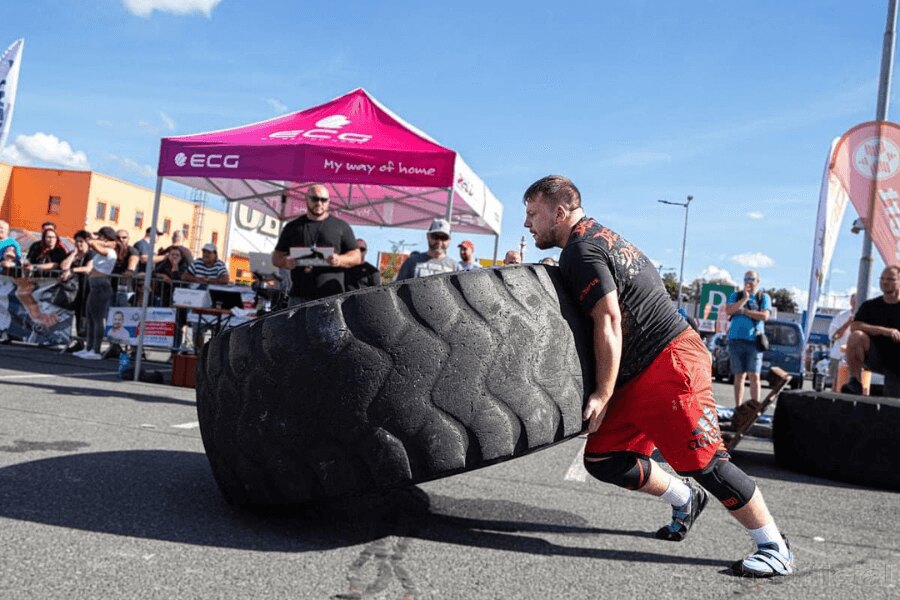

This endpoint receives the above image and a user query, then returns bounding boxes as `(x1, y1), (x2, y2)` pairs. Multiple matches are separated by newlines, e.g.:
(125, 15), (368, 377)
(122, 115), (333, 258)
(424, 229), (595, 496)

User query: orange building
(0, 163), (227, 259)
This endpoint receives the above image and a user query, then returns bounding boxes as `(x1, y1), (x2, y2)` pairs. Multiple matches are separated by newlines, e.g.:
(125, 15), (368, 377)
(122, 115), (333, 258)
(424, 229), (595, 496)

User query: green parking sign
(699, 283), (737, 322)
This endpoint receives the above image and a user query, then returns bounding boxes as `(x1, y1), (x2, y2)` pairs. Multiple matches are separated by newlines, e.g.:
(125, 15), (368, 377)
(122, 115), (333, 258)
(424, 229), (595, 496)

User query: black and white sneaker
(732, 535), (794, 577)
(655, 481), (709, 542)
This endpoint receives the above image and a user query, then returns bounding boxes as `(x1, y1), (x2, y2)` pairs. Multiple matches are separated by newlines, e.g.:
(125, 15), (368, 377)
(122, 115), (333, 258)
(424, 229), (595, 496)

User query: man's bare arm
(583, 290), (622, 434)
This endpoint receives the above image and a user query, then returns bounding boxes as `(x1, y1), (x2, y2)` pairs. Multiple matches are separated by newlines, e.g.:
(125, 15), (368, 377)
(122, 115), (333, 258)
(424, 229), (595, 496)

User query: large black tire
(196, 265), (594, 506)
(773, 390), (900, 491)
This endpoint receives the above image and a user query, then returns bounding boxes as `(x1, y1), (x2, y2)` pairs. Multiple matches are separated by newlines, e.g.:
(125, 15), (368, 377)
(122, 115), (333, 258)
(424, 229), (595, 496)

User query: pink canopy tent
(134, 89), (504, 378)
(155, 87), (502, 238)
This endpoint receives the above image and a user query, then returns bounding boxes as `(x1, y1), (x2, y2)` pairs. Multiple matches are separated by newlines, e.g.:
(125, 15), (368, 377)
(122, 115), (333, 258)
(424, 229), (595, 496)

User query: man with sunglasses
(396, 218), (461, 280)
(724, 271), (772, 408)
(345, 238), (382, 291)
(272, 184), (361, 305)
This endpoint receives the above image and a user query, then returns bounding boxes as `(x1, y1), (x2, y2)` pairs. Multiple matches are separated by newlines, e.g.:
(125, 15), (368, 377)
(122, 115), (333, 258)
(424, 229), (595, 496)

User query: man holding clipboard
(271, 184), (361, 306)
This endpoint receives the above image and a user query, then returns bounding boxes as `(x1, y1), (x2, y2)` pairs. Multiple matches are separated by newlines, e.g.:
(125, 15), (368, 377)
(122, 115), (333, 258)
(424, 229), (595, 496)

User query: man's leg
(733, 372), (746, 407)
(584, 453), (707, 542)
(844, 330), (870, 380)
(747, 372), (761, 403)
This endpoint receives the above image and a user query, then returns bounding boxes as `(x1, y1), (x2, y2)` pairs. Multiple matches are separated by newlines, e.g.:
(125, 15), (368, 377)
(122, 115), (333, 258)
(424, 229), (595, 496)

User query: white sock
(748, 522), (787, 554)
(660, 477), (692, 508)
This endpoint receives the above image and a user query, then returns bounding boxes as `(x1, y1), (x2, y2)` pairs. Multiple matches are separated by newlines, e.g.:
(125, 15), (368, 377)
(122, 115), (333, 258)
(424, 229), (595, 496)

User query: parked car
(712, 320), (805, 389)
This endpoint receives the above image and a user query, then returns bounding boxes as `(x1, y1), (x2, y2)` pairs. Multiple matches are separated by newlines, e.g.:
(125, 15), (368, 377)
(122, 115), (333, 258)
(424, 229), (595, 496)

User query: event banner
(0, 39), (24, 150)
(804, 138), (849, 345)
(377, 251), (410, 283)
(105, 307), (176, 347)
(830, 121), (900, 265)
(0, 274), (73, 346)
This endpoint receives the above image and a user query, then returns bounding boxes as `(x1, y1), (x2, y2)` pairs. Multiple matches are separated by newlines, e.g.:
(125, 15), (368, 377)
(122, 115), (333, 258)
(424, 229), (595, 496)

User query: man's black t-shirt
(113, 245), (139, 275)
(560, 217), (688, 386)
(345, 261), (382, 290)
(274, 214), (358, 300)
(854, 296), (900, 374)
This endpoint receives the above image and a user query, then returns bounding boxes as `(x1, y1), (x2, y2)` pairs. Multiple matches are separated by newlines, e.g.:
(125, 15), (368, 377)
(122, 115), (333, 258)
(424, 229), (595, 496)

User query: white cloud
(731, 252), (775, 269)
(123, 0), (221, 18)
(746, 211), (764, 220)
(138, 112), (177, 134)
(0, 144), (26, 164)
(267, 98), (288, 113)
(159, 111), (176, 131)
(698, 265), (735, 284)
(787, 286), (808, 309)
(108, 154), (155, 178)
(3, 133), (89, 169)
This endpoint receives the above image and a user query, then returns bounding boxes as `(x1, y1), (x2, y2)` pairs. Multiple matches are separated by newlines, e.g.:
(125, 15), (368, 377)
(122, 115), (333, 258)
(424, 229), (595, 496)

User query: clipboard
(290, 246), (334, 266)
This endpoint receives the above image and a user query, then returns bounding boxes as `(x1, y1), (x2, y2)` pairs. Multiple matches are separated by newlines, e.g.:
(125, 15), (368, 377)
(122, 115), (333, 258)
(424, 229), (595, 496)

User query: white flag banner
(804, 138), (849, 345)
(0, 39), (24, 150)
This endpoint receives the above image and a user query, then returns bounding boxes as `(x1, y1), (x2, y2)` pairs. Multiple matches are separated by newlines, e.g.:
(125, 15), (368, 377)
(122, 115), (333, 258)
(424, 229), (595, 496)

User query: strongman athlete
(523, 175), (793, 577)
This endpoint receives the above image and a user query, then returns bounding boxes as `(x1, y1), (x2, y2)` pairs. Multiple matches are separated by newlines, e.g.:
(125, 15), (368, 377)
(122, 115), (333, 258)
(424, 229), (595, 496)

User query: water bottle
(118, 350), (132, 379)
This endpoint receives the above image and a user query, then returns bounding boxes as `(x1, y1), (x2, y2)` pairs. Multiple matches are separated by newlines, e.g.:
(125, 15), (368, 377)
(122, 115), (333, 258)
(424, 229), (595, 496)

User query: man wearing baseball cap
(457, 240), (481, 271)
(396, 218), (461, 280)
(184, 243), (229, 285)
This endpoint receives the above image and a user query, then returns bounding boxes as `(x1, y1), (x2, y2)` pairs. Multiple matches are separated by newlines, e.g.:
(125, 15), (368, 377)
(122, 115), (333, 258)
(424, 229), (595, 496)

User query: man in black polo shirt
(271, 184), (361, 305)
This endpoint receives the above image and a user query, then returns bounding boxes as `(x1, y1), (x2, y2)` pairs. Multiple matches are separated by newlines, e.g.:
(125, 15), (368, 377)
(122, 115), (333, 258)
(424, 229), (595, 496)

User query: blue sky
(2, 0), (894, 307)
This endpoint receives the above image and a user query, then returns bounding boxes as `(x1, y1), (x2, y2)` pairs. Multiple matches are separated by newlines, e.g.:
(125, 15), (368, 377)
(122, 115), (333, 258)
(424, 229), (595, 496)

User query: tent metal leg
(134, 177), (164, 382)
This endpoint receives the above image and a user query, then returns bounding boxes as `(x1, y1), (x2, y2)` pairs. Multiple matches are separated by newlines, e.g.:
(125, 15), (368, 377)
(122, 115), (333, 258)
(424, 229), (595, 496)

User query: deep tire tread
(196, 265), (593, 505)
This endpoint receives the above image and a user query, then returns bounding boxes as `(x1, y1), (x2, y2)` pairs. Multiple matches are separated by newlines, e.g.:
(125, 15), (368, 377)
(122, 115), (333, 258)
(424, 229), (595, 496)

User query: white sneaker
(72, 349), (89, 358)
(79, 351), (102, 360)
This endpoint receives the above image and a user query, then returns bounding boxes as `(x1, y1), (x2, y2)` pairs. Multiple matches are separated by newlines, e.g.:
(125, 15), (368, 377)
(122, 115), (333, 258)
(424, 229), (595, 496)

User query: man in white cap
(185, 243), (230, 285)
(396, 218), (461, 280)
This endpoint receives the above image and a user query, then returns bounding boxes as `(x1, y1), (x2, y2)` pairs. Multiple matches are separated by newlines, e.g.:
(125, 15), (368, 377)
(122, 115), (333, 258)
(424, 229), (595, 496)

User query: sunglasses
(429, 233), (450, 241)
(117, 236), (129, 240)
(359, 247), (368, 252)
(743, 277), (757, 282)
(308, 195), (329, 204)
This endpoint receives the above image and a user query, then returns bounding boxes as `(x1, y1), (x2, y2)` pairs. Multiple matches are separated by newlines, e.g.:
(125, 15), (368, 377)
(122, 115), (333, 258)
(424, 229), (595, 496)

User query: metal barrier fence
(1, 267), (283, 352)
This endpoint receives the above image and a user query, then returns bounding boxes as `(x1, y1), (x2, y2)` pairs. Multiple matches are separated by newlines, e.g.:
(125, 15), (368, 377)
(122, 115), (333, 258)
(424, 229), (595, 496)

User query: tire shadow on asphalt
(0, 449), (723, 567)
(0, 379), (194, 407)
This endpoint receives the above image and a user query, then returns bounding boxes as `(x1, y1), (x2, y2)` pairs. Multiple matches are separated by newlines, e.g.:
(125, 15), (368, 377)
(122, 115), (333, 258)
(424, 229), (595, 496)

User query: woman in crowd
(74, 227), (118, 360)
(153, 245), (192, 348)
(24, 228), (67, 276)
(1, 245), (21, 276)
(153, 246), (190, 298)
(60, 230), (95, 343)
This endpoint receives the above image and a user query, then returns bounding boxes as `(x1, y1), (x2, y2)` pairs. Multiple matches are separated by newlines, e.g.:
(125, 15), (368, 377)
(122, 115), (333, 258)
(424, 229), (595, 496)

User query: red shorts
(584, 329), (727, 473)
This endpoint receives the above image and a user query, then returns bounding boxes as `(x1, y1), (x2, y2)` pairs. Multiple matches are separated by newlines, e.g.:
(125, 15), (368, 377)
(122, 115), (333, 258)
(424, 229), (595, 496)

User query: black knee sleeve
(689, 458), (757, 511)
(584, 452), (652, 490)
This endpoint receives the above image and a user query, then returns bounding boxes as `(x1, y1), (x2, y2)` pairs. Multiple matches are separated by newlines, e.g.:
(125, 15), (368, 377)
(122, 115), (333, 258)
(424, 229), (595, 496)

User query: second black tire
(196, 265), (595, 506)
(773, 390), (900, 491)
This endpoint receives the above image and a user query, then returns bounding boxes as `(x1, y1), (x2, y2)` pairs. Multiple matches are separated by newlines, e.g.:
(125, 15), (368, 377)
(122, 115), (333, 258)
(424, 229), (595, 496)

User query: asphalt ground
(0, 343), (897, 599)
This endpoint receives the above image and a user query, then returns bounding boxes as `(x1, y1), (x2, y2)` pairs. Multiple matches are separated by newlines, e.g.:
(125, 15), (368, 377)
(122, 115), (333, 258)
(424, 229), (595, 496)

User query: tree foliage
(661, 272), (680, 300)
(765, 287), (799, 314)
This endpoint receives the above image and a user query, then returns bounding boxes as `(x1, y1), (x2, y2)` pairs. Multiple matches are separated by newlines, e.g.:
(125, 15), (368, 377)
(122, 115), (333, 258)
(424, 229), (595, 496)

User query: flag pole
(856, 0), (898, 304)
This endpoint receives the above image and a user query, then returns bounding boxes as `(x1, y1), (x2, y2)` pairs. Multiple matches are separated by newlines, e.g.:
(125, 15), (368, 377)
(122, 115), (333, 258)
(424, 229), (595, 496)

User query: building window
(47, 196), (61, 214)
(182, 223), (190, 240)
(134, 211), (144, 229)
(162, 219), (171, 234)
(96, 202), (107, 220)
(211, 231), (219, 245)
(109, 205), (120, 224)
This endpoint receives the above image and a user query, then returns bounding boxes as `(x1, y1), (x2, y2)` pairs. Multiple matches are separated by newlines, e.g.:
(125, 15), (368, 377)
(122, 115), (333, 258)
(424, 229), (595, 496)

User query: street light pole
(658, 195), (694, 311)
